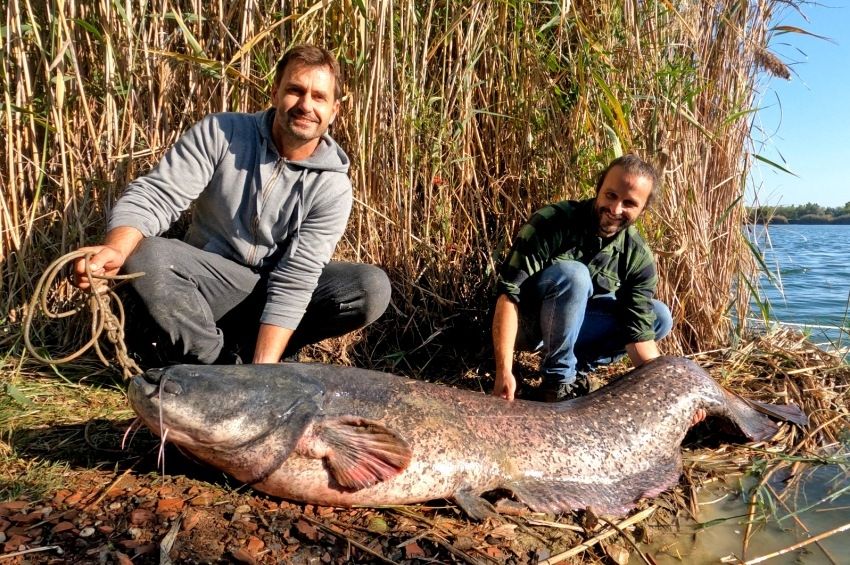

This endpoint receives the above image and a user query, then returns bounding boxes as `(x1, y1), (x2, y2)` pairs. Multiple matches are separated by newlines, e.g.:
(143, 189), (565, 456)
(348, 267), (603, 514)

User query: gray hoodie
(108, 108), (353, 330)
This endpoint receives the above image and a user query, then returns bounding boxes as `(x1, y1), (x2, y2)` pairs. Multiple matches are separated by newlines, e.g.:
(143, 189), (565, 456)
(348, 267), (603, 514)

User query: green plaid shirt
(496, 199), (658, 343)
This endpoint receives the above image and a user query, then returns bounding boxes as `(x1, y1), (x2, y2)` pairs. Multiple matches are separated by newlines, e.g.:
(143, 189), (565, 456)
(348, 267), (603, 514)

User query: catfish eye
(163, 381), (183, 395)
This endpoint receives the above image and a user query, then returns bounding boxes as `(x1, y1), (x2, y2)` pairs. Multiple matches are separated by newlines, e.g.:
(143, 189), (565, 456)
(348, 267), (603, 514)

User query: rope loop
(23, 250), (145, 379)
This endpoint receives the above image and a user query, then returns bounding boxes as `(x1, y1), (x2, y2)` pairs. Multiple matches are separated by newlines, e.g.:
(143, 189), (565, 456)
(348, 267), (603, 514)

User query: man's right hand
(72, 226), (144, 289)
(492, 368), (517, 401)
(73, 245), (128, 289)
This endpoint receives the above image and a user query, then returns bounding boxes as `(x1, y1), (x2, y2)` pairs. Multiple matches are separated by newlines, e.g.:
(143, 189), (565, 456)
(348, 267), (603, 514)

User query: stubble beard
(595, 204), (629, 238)
(281, 110), (324, 142)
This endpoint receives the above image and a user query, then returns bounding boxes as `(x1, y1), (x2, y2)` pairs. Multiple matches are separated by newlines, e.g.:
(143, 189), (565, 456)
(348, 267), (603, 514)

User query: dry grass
(1, 329), (848, 563)
(0, 0), (810, 365)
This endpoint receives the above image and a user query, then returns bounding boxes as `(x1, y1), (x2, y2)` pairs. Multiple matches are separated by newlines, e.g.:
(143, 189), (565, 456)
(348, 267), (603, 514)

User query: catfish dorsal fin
(315, 416), (412, 490)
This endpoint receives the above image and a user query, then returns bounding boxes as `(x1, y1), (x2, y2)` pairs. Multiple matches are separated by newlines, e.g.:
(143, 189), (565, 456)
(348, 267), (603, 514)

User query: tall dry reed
(0, 0), (799, 365)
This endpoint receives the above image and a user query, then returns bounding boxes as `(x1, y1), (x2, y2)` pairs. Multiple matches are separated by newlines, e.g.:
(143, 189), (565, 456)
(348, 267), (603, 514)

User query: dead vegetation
(2, 0), (848, 563)
(1, 327), (848, 564)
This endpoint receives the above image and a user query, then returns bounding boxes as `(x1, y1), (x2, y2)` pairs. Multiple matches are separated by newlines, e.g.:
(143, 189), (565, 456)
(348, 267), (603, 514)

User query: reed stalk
(0, 0), (802, 364)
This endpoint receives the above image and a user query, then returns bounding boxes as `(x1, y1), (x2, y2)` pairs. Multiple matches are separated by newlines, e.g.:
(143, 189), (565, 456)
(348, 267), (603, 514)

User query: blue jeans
(515, 261), (672, 384)
(124, 237), (392, 364)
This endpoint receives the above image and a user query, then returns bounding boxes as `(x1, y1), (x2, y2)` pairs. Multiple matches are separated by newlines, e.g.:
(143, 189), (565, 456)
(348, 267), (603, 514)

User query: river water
(749, 224), (850, 354)
(637, 224), (850, 563)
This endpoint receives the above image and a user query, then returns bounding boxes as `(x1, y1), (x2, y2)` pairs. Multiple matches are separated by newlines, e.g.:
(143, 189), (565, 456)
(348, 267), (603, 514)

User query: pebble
(79, 526), (96, 537)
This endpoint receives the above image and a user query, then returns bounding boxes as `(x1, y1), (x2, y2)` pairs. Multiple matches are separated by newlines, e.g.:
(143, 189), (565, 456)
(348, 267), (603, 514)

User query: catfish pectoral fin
(315, 416), (412, 490)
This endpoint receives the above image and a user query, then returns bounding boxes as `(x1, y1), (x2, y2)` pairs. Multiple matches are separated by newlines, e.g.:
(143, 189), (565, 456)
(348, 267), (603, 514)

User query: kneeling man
(492, 154), (672, 401)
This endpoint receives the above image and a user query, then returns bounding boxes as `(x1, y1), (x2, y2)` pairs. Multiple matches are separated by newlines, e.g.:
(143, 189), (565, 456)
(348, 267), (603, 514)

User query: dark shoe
(539, 375), (590, 403)
(213, 348), (243, 365)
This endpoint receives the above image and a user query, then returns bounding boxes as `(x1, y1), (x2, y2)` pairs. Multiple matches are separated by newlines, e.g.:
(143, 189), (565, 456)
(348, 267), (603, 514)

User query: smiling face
(593, 165), (653, 238)
(271, 62), (340, 159)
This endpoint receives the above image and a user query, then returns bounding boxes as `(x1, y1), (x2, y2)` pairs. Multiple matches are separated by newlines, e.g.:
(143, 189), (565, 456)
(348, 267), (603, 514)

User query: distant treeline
(748, 202), (850, 225)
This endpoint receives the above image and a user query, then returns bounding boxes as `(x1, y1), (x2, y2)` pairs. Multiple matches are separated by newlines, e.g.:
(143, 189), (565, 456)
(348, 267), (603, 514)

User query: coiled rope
(23, 250), (145, 379)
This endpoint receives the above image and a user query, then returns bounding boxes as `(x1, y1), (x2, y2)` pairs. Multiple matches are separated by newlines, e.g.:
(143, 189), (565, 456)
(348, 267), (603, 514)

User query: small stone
(52, 490), (73, 506)
(0, 501), (29, 512)
(404, 542), (426, 558)
(367, 516), (388, 533)
(189, 493), (214, 506)
(246, 535), (264, 554)
(156, 498), (184, 514)
(108, 502), (123, 511)
(182, 510), (201, 532)
(231, 548), (257, 564)
(79, 526), (96, 537)
(51, 521), (76, 534)
(64, 492), (84, 506)
(130, 509), (154, 525)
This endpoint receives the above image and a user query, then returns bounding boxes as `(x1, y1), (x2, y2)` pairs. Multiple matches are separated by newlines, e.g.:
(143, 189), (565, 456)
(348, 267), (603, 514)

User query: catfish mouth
(128, 369), (261, 449)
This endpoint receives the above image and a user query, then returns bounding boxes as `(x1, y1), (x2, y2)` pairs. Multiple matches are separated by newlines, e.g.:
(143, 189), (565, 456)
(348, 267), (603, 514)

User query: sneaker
(539, 375), (590, 403)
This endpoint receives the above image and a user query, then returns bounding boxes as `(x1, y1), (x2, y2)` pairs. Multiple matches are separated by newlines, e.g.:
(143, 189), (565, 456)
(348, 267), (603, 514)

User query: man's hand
(492, 294), (520, 402)
(625, 340), (661, 368)
(492, 368), (517, 401)
(73, 245), (128, 290)
(253, 323), (295, 363)
(73, 226), (144, 289)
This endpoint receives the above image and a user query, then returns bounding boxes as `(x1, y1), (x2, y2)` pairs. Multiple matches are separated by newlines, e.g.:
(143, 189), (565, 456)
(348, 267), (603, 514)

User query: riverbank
(1, 327), (847, 563)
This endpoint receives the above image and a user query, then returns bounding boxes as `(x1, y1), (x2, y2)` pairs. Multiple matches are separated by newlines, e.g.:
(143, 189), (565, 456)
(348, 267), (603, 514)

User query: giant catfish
(127, 356), (806, 518)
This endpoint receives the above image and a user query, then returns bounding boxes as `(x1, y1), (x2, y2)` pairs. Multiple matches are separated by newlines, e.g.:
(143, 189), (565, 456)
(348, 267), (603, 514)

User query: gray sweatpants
(124, 237), (391, 364)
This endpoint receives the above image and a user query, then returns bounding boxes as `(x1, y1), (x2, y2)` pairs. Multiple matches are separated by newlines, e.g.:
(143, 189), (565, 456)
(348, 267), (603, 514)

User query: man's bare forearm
(253, 323), (295, 363)
(625, 340), (660, 367)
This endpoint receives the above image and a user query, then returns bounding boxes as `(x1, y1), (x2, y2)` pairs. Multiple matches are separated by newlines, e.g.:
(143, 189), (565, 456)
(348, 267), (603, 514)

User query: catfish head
(128, 364), (325, 484)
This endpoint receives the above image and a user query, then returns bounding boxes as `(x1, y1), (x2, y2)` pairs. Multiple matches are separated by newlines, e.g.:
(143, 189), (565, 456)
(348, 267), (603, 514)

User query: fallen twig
(0, 546), (62, 560)
(743, 520), (850, 564)
(539, 506), (657, 564)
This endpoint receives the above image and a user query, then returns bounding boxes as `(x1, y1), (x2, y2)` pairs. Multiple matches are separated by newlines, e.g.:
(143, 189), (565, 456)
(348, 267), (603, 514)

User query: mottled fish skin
(128, 356), (805, 518)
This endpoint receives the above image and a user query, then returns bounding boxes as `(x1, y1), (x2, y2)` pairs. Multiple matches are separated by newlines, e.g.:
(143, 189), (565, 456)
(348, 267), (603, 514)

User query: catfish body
(128, 356), (805, 518)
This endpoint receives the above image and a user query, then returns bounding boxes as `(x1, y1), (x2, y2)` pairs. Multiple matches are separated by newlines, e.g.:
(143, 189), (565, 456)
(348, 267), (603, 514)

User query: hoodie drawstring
(286, 168), (308, 259)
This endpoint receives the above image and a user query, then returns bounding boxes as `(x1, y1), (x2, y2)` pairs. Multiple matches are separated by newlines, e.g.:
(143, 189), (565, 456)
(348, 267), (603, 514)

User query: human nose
(611, 200), (624, 215)
(295, 94), (313, 113)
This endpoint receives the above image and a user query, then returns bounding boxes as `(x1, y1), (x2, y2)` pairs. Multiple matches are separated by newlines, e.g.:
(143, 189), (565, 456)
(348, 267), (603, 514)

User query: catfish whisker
(121, 417), (143, 450)
(157, 427), (170, 475)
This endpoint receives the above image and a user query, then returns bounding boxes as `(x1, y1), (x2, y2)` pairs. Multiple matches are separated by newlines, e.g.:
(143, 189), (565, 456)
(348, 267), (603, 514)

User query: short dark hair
(273, 45), (342, 100)
(594, 153), (659, 206)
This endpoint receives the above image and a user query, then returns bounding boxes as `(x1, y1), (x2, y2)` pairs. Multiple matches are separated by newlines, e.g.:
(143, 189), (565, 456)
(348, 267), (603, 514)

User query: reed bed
(8, 2), (849, 559)
(0, 0), (804, 365)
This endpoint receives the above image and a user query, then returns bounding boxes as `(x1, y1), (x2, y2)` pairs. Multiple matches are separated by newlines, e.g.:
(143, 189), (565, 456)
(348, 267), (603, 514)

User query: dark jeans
(515, 260), (673, 384)
(124, 237), (391, 364)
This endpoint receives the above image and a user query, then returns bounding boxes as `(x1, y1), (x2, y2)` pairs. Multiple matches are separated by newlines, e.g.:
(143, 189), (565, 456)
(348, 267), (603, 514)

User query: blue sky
(750, 2), (850, 208)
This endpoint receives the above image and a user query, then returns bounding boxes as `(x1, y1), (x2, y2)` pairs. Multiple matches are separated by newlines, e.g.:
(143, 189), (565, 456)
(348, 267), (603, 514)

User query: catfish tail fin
(721, 389), (807, 442)
(740, 396), (808, 428)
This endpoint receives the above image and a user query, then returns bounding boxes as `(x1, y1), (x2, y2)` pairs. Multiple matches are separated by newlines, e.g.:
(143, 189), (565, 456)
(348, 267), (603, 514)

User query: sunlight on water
(639, 463), (850, 564)
(748, 225), (850, 357)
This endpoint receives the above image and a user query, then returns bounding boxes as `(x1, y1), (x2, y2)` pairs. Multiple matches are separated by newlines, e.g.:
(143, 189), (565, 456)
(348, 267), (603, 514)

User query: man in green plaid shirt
(492, 154), (673, 402)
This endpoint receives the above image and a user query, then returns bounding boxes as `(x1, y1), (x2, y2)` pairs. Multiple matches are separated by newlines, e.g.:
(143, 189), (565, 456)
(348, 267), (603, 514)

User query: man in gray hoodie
(73, 45), (391, 365)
